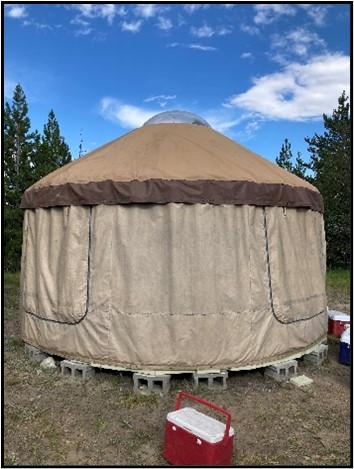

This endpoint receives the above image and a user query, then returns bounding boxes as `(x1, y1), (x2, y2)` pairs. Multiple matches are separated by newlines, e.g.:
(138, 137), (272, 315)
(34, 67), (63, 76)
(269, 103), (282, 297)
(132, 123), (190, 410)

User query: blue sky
(4, 2), (351, 163)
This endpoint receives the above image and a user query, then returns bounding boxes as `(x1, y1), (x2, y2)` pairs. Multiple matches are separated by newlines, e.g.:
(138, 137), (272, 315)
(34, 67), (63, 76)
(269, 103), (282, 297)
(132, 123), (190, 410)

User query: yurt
(20, 111), (327, 372)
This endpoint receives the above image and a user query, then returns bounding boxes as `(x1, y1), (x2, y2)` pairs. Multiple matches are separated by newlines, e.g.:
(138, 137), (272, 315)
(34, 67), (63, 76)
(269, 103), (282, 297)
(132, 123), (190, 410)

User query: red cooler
(163, 391), (234, 466)
(328, 310), (350, 337)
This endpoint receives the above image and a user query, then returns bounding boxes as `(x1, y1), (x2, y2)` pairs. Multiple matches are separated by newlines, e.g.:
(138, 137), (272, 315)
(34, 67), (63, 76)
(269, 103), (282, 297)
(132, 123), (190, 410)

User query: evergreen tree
(276, 138), (293, 172)
(305, 91), (351, 267)
(4, 85), (36, 204)
(4, 84), (37, 271)
(292, 152), (307, 179)
(34, 110), (71, 180)
(276, 138), (308, 180)
(4, 86), (72, 271)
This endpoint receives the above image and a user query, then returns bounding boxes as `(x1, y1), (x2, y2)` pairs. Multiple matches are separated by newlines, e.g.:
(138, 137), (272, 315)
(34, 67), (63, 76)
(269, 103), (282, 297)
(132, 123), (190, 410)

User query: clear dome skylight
(143, 110), (211, 127)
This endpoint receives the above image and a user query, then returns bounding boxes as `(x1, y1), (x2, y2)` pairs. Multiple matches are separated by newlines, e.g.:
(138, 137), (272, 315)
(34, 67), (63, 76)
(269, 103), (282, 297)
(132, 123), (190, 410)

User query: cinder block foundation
(133, 373), (171, 395)
(264, 360), (298, 381)
(60, 360), (95, 379)
(193, 371), (228, 389)
(24, 344), (49, 363)
(304, 344), (328, 366)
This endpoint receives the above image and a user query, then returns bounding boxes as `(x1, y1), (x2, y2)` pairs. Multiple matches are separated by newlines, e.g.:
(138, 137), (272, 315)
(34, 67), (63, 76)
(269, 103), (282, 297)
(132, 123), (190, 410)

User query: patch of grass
(326, 269), (350, 296)
(95, 416), (107, 433)
(30, 441), (44, 466)
(4, 272), (20, 287)
(4, 272), (20, 320)
(119, 391), (158, 409)
(5, 336), (23, 352)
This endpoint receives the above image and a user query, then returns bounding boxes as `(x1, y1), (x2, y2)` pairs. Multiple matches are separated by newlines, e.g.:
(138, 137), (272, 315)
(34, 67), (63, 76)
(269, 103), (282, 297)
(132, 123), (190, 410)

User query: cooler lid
(328, 310), (350, 322)
(167, 407), (234, 444)
(341, 327), (351, 345)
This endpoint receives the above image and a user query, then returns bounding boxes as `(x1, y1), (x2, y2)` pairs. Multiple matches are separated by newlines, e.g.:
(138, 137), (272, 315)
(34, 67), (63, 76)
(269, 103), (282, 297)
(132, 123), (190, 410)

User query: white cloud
(116, 6), (128, 17)
(253, 4), (328, 28)
(121, 20), (143, 33)
(218, 26), (232, 36)
(225, 54), (350, 121)
(134, 4), (160, 18)
(270, 28), (326, 64)
(75, 26), (93, 37)
(71, 4), (122, 24)
(241, 52), (253, 59)
(189, 44), (217, 52)
(99, 96), (253, 137)
(245, 120), (260, 133)
(240, 24), (259, 35)
(233, 118), (263, 142)
(71, 17), (90, 27)
(299, 4), (329, 26)
(144, 95), (176, 107)
(191, 24), (215, 38)
(156, 16), (173, 31)
(183, 5), (209, 13)
(100, 98), (157, 128)
(23, 19), (56, 30)
(70, 15), (92, 36)
(254, 4), (296, 25)
(191, 24), (232, 38)
(205, 113), (250, 133)
(167, 42), (217, 52)
(6, 5), (27, 19)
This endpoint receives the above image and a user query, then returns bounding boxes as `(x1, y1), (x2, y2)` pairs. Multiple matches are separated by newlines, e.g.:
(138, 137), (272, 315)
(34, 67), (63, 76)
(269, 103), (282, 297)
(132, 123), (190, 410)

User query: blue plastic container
(339, 327), (351, 366)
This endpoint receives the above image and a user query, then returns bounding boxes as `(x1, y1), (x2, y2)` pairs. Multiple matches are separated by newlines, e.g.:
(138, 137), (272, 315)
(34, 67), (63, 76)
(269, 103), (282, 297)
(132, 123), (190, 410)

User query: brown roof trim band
(21, 179), (324, 212)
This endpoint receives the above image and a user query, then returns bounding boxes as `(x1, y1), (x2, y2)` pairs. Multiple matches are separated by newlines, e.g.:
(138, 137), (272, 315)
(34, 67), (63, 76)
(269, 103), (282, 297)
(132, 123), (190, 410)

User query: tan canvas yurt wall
(20, 112), (327, 371)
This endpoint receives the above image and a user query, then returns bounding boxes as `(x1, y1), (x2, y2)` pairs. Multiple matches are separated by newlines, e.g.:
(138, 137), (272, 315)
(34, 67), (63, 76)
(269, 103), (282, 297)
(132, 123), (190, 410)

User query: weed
(5, 337), (23, 352)
(95, 416), (107, 433)
(119, 392), (158, 409)
(3, 451), (18, 466)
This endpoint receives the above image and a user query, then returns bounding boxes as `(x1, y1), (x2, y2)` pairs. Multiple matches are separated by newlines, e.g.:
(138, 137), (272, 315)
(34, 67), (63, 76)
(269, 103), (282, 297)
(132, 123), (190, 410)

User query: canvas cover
(21, 124), (323, 212)
(21, 204), (327, 370)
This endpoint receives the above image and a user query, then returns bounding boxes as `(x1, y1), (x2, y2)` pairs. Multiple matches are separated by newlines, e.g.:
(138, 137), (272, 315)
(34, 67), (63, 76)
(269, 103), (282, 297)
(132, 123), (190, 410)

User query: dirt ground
(3, 274), (351, 466)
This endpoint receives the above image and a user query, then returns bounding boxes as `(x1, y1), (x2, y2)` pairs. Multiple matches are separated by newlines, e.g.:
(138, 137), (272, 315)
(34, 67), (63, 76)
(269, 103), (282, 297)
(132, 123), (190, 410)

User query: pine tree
(34, 110), (71, 180)
(276, 138), (309, 180)
(4, 87), (72, 271)
(305, 91), (351, 267)
(276, 138), (294, 172)
(292, 152), (307, 179)
(4, 85), (36, 205)
(4, 84), (37, 271)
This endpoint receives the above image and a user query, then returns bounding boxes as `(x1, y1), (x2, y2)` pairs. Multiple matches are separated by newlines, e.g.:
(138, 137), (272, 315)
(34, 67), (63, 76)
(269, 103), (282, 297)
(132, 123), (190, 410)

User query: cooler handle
(175, 391), (232, 442)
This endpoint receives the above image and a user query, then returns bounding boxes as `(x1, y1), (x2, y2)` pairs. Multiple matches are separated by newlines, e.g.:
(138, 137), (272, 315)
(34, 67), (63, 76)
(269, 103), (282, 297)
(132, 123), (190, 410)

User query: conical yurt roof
(21, 111), (322, 212)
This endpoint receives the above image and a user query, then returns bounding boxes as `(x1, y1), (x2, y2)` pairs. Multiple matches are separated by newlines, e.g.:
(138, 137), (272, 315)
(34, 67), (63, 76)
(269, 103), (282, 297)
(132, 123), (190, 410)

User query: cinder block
(133, 373), (171, 395)
(60, 360), (95, 380)
(193, 371), (228, 390)
(24, 344), (49, 363)
(265, 360), (298, 381)
(304, 344), (328, 366)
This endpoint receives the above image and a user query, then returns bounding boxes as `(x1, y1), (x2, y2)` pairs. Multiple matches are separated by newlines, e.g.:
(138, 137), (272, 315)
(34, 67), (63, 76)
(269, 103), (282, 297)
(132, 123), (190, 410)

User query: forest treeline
(4, 84), (71, 271)
(4, 86), (351, 271)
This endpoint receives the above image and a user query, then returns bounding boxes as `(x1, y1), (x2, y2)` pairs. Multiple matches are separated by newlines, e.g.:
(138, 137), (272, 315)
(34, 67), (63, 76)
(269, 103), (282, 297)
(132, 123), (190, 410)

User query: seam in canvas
(262, 207), (325, 324)
(25, 207), (93, 325)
